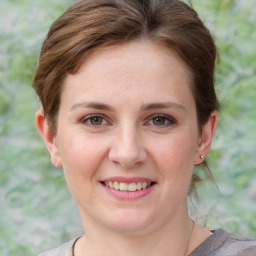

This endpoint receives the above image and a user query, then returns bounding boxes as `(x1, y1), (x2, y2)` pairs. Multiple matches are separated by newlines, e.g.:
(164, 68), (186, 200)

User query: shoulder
(37, 237), (80, 256)
(190, 228), (256, 256)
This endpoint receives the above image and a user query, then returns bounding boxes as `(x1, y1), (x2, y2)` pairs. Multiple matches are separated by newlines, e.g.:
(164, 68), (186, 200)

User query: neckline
(71, 229), (228, 256)
(188, 228), (227, 255)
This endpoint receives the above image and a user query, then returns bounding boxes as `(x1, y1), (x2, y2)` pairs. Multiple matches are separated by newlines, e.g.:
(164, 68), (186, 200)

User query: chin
(101, 209), (156, 234)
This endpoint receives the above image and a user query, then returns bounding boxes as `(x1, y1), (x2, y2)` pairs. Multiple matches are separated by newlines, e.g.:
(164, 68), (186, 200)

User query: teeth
(109, 181), (114, 189)
(128, 183), (137, 192)
(113, 181), (119, 190)
(104, 181), (151, 191)
(119, 182), (128, 191)
(136, 182), (142, 190)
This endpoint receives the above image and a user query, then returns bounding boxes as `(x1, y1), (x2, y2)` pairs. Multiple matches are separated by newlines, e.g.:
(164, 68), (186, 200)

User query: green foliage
(0, 0), (255, 255)
(191, 0), (256, 236)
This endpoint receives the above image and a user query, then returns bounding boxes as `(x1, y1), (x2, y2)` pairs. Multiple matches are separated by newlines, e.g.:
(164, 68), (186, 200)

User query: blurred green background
(0, 0), (255, 255)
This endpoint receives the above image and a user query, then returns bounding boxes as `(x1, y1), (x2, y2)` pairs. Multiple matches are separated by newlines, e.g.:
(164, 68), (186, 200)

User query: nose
(108, 124), (147, 168)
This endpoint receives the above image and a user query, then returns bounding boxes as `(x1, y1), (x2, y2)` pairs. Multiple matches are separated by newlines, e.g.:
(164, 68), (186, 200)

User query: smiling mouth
(101, 181), (155, 192)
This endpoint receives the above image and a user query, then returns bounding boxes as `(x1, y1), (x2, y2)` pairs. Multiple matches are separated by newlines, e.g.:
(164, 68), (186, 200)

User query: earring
(200, 155), (204, 160)
(55, 161), (58, 167)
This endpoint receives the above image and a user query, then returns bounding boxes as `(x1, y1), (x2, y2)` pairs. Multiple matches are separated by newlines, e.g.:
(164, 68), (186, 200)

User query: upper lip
(101, 176), (155, 183)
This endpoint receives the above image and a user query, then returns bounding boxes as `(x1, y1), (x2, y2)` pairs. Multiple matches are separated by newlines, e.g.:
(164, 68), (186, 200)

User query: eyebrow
(141, 102), (186, 112)
(70, 101), (186, 112)
(70, 102), (114, 112)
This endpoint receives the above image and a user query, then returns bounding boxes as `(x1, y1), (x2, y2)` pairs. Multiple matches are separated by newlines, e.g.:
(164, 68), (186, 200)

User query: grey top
(37, 228), (256, 256)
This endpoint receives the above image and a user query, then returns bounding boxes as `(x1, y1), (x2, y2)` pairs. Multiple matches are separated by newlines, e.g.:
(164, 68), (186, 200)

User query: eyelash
(145, 114), (176, 127)
(81, 114), (110, 127)
(80, 114), (176, 128)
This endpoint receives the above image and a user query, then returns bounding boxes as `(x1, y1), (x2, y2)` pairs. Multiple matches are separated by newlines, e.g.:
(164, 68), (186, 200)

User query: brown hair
(33, 0), (219, 135)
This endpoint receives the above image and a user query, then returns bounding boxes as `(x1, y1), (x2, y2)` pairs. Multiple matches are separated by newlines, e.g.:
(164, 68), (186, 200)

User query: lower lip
(101, 183), (156, 200)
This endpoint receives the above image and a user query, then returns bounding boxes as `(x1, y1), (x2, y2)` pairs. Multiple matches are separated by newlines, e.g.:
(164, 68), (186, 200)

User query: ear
(194, 110), (217, 164)
(35, 109), (62, 167)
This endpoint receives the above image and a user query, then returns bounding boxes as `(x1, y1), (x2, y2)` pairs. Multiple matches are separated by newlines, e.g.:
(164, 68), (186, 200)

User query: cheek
(57, 134), (107, 185)
(150, 133), (197, 178)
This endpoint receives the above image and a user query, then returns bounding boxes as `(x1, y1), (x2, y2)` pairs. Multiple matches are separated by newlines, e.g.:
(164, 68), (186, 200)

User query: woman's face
(41, 40), (215, 234)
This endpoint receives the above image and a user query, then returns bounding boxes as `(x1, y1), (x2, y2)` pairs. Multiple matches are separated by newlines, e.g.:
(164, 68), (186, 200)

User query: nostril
(112, 160), (120, 166)
(108, 135), (147, 168)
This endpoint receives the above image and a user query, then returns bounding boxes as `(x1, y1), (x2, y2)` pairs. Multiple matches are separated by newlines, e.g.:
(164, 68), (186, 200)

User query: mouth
(101, 181), (155, 192)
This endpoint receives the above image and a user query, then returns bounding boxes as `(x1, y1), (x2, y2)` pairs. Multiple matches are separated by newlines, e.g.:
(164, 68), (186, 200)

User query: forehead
(62, 40), (194, 108)
(68, 40), (191, 84)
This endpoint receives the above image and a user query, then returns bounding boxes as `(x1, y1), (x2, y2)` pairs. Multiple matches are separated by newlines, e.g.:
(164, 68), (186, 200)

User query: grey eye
(89, 116), (103, 125)
(152, 117), (166, 125)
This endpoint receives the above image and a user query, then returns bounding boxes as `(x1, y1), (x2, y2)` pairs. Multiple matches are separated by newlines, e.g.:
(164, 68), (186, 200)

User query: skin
(36, 40), (217, 255)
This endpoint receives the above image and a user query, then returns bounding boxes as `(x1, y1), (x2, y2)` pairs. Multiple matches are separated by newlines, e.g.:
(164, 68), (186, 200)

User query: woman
(33, 0), (256, 255)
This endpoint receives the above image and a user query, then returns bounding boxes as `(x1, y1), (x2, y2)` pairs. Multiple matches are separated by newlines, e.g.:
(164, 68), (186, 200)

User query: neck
(76, 210), (195, 256)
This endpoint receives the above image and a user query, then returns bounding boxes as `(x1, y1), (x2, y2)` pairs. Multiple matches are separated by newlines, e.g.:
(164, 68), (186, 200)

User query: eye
(89, 116), (104, 125)
(81, 114), (109, 127)
(152, 117), (167, 125)
(146, 114), (176, 127)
